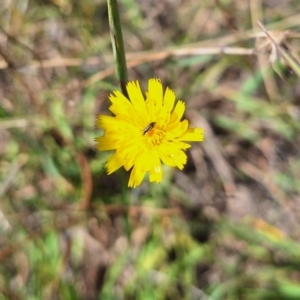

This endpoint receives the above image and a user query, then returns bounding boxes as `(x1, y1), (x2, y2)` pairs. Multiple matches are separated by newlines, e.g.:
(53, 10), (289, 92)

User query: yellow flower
(95, 78), (204, 188)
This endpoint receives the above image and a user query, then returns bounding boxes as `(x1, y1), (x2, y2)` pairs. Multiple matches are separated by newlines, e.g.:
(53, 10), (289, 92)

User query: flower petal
(106, 153), (123, 174)
(149, 150), (163, 183)
(127, 81), (147, 115)
(95, 136), (118, 151)
(128, 150), (150, 188)
(96, 115), (117, 130)
(108, 90), (133, 117)
(163, 87), (176, 112)
(170, 100), (185, 123)
(148, 78), (163, 108)
(178, 128), (205, 141)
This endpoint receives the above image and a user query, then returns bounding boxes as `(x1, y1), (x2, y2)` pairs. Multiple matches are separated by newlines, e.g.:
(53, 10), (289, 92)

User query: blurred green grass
(1, 0), (300, 299)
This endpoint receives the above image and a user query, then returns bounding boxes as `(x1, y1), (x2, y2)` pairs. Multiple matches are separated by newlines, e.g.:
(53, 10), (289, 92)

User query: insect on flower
(142, 122), (156, 135)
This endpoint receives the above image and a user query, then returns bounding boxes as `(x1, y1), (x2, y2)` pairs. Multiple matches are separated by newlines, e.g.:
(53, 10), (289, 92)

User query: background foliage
(1, 0), (300, 299)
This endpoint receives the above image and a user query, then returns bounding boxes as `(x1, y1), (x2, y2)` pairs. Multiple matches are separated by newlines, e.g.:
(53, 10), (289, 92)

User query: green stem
(107, 0), (128, 97)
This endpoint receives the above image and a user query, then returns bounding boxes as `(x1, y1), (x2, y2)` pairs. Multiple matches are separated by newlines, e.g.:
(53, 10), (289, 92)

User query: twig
(257, 20), (300, 77)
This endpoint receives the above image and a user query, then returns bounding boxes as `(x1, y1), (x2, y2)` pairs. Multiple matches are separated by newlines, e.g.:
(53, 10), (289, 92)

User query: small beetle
(142, 122), (156, 135)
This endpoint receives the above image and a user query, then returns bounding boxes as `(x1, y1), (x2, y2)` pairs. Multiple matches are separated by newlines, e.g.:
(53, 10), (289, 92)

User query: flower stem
(107, 0), (128, 97)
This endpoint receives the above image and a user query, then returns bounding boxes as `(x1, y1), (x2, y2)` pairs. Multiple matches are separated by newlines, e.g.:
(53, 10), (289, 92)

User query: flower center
(145, 127), (165, 147)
